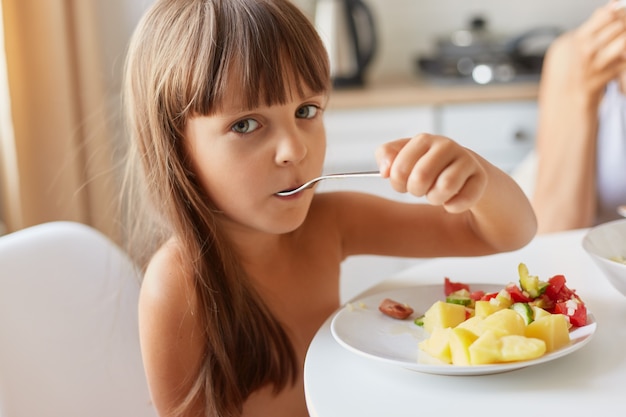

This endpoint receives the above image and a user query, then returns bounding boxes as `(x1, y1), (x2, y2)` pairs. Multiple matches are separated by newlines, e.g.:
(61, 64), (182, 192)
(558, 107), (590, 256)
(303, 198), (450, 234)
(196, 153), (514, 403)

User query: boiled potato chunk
(468, 331), (547, 364)
(456, 316), (484, 336)
(500, 335), (546, 362)
(422, 301), (466, 333)
(468, 330), (503, 364)
(418, 326), (452, 364)
(449, 327), (479, 365)
(481, 308), (525, 337)
(525, 314), (570, 352)
(474, 300), (504, 318)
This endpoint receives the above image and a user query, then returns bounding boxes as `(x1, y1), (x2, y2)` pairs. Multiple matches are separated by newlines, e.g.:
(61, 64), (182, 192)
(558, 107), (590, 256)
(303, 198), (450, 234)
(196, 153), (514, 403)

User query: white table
(304, 229), (626, 416)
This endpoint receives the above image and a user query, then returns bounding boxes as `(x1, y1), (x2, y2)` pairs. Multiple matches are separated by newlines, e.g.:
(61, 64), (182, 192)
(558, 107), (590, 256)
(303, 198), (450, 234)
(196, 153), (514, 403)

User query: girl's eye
(231, 119), (259, 134)
(296, 105), (319, 119)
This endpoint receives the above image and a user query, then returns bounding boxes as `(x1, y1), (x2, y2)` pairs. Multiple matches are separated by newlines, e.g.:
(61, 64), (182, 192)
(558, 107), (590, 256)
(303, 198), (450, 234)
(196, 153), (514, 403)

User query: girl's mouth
(276, 186), (303, 197)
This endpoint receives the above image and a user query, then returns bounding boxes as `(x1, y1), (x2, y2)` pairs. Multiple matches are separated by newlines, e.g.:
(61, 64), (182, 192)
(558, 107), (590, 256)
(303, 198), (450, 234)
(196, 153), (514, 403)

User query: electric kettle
(314, 0), (377, 88)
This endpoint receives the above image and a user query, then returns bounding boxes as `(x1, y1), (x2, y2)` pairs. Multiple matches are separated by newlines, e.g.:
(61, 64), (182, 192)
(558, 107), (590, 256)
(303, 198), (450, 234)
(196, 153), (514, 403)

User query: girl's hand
(375, 133), (487, 214)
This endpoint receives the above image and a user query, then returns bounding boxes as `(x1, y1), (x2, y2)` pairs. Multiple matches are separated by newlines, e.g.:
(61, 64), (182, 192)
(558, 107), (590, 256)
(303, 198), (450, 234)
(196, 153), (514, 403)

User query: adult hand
(561, 0), (626, 101)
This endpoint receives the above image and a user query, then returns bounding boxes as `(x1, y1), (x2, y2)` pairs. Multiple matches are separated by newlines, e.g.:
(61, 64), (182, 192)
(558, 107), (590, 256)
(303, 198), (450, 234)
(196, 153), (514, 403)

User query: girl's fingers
(377, 134), (488, 212)
(422, 149), (487, 212)
(396, 135), (456, 196)
(375, 138), (410, 178)
(422, 155), (476, 206)
(382, 135), (431, 194)
(442, 172), (487, 213)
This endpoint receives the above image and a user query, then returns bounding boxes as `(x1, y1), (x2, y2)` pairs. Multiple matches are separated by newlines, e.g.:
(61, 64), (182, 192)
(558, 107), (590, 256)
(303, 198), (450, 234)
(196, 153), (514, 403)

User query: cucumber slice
(510, 302), (534, 325)
(518, 263), (549, 298)
(446, 289), (472, 306)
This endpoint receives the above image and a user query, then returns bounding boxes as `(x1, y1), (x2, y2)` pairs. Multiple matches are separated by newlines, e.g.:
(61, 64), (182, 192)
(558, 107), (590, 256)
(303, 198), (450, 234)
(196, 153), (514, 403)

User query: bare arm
(332, 133), (536, 260)
(533, 1), (626, 233)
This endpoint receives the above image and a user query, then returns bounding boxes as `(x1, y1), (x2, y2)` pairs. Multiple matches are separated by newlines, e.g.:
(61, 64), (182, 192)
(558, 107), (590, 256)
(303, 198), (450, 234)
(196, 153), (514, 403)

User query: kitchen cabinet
(322, 106), (435, 174)
(436, 100), (537, 173)
(319, 97), (538, 302)
(323, 100), (537, 176)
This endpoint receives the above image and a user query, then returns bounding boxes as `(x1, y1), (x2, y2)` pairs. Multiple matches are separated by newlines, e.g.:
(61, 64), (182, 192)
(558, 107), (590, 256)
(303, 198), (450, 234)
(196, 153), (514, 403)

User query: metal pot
(417, 16), (561, 84)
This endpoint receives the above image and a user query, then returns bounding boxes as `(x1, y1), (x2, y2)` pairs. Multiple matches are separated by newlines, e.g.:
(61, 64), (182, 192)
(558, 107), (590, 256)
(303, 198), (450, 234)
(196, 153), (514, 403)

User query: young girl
(122, 1), (536, 416)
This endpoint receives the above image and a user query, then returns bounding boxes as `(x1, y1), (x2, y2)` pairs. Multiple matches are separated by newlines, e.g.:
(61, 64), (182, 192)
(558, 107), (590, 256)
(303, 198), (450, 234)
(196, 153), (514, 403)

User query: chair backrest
(0, 221), (156, 417)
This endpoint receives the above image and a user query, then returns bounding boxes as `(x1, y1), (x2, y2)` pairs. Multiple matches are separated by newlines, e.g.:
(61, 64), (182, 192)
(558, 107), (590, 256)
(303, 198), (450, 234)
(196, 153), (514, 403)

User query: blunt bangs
(189, 0), (331, 116)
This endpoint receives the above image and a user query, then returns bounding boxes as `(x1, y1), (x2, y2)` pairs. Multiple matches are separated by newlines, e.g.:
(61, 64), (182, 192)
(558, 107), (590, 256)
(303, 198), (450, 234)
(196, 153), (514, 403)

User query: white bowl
(582, 219), (626, 296)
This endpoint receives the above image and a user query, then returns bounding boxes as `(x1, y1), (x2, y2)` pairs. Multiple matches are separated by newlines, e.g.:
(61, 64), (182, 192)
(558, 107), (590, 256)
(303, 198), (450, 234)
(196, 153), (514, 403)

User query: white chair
(0, 221), (156, 417)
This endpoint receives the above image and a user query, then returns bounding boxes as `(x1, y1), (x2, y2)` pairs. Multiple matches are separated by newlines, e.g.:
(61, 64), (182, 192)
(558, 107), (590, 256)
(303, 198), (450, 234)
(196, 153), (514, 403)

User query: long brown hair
(122, 0), (330, 416)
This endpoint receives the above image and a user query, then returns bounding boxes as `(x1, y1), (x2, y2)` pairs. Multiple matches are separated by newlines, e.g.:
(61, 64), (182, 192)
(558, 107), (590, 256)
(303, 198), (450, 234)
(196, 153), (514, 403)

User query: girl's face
(184, 83), (328, 236)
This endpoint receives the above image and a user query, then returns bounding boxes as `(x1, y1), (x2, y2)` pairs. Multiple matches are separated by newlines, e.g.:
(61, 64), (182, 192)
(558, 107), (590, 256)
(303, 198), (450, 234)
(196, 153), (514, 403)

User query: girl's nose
(275, 132), (308, 166)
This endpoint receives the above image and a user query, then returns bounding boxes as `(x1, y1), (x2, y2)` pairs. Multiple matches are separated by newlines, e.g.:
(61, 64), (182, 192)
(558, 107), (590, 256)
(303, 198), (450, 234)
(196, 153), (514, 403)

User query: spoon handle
(323, 170), (381, 179)
(276, 170), (381, 196)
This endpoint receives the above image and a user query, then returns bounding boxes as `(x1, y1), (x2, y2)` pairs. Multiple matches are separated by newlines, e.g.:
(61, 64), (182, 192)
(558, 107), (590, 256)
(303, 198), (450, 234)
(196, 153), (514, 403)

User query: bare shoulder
(139, 237), (201, 347)
(139, 238), (206, 414)
(141, 237), (196, 315)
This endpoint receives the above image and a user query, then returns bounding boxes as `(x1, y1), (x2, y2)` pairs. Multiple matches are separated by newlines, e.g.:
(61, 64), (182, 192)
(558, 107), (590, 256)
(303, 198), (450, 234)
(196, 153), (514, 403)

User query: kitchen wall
(294, 0), (608, 81)
(96, 0), (609, 101)
(100, 0), (610, 92)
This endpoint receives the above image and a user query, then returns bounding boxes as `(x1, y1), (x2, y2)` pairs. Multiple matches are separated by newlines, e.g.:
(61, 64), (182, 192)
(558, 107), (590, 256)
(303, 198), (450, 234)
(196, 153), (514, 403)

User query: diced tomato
(480, 292), (499, 301)
(552, 297), (587, 327)
(541, 274), (588, 326)
(444, 277), (470, 296)
(546, 274), (565, 295)
(505, 283), (532, 303)
(469, 290), (485, 301)
(570, 303), (588, 327)
(545, 274), (575, 302)
(550, 302), (564, 315)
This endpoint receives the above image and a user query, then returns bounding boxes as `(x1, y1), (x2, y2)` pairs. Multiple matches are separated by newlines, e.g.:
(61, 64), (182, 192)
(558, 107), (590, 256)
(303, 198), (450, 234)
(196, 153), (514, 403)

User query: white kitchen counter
(328, 77), (539, 110)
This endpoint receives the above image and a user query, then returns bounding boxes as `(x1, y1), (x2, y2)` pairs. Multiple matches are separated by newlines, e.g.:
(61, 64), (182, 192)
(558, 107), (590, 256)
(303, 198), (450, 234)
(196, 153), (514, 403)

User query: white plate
(330, 284), (597, 376)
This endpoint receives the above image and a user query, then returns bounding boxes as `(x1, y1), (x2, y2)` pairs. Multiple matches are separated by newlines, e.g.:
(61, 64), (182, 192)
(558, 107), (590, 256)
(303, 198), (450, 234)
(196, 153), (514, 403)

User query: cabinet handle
(513, 129), (529, 142)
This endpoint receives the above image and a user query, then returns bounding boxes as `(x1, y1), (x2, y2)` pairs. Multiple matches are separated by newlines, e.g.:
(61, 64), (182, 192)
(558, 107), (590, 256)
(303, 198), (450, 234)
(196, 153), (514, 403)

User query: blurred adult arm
(532, 1), (626, 233)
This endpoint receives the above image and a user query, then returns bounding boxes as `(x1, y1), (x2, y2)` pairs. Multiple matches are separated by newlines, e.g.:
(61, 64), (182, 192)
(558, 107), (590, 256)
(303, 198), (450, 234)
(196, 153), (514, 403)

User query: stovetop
(416, 53), (543, 85)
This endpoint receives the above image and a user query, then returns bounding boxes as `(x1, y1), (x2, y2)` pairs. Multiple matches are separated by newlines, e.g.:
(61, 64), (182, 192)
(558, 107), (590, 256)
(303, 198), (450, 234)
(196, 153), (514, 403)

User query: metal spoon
(276, 170), (381, 196)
